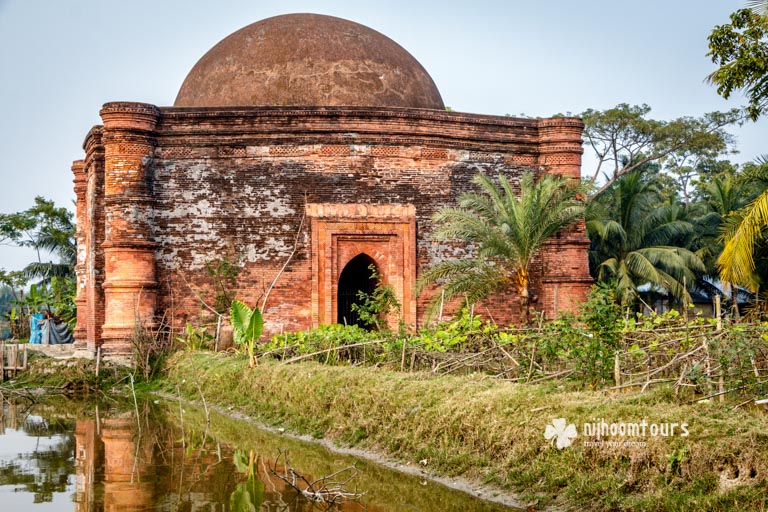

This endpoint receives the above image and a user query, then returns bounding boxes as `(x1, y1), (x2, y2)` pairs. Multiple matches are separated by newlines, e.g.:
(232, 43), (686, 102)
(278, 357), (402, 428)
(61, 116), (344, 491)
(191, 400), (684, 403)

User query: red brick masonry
(73, 102), (592, 357)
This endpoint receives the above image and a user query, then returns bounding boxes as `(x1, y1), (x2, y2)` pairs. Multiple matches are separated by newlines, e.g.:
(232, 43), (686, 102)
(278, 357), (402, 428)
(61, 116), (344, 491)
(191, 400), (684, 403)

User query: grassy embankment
(161, 351), (768, 511)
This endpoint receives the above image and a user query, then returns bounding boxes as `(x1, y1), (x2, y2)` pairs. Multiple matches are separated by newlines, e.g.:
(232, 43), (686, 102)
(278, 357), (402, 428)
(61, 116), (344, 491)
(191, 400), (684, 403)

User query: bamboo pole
(400, 338), (407, 372)
(22, 344), (27, 370)
(715, 294), (722, 331)
(714, 294), (724, 401)
(214, 314), (222, 352)
(0, 342), (4, 382)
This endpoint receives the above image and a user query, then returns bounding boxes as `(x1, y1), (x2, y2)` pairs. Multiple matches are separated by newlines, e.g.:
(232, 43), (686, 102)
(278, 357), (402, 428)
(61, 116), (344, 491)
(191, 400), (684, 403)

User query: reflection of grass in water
(168, 400), (514, 511)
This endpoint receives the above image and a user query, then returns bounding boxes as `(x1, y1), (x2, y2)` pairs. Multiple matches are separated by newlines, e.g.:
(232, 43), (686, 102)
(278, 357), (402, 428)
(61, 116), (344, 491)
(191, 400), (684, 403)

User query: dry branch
(270, 449), (365, 505)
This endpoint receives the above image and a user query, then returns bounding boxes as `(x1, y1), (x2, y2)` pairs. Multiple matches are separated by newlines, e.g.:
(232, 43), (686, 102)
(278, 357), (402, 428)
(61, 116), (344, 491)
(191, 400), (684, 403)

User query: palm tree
(587, 171), (705, 306)
(416, 172), (584, 324)
(747, 0), (768, 16)
(718, 156), (768, 292)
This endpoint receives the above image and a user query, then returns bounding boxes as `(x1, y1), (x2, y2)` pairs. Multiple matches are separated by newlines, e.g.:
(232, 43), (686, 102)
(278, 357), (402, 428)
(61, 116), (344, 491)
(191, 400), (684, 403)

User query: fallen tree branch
(270, 449), (365, 505)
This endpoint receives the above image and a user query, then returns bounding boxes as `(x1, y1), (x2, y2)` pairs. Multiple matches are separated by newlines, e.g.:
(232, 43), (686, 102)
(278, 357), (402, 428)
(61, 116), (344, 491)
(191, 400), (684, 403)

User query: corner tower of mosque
(72, 13), (591, 358)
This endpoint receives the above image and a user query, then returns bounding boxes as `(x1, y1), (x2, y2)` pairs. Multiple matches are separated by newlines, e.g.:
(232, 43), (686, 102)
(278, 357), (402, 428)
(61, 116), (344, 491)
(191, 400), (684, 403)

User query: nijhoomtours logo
(544, 418), (578, 449)
(544, 418), (690, 449)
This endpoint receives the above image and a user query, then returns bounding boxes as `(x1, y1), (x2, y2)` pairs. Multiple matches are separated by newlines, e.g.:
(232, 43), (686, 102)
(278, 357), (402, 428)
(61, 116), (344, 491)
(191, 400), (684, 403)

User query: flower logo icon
(544, 418), (578, 449)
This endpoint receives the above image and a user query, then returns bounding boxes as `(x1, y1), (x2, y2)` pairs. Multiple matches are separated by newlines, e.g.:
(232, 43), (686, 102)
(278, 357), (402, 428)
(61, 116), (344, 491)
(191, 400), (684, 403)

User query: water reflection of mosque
(73, 407), (374, 511)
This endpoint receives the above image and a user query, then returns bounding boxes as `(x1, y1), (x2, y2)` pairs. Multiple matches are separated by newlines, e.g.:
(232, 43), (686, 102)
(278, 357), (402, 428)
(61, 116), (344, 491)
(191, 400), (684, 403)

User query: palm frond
(418, 171), (584, 319)
(719, 188), (768, 288)
(746, 0), (768, 16)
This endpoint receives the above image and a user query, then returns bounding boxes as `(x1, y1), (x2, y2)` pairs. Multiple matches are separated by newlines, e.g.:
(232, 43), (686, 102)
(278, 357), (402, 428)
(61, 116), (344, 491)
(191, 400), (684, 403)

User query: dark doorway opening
(337, 254), (377, 328)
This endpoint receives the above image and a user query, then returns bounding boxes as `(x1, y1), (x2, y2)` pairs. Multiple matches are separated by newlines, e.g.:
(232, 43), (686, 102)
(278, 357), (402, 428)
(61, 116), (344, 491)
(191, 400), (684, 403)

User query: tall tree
(587, 171), (705, 306)
(681, 169), (753, 304)
(417, 172), (584, 324)
(662, 122), (735, 212)
(0, 198), (77, 330)
(708, 7), (768, 120)
(581, 104), (740, 198)
(0, 197), (75, 284)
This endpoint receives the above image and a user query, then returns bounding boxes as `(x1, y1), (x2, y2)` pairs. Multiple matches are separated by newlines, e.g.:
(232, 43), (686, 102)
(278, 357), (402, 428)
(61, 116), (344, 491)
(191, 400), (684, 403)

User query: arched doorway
(337, 254), (377, 328)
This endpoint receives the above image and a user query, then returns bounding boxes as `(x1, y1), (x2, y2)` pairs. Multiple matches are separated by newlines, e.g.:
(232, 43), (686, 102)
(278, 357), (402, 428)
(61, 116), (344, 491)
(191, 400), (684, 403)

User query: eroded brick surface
(74, 104), (591, 357)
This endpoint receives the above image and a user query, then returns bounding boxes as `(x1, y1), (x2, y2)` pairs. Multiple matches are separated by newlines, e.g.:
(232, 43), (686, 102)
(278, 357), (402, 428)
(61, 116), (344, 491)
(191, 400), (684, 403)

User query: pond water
(0, 397), (519, 511)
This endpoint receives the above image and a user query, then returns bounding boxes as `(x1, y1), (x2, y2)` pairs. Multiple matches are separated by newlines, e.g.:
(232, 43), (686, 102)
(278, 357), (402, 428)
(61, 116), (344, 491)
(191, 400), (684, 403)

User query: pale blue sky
(0, 0), (764, 270)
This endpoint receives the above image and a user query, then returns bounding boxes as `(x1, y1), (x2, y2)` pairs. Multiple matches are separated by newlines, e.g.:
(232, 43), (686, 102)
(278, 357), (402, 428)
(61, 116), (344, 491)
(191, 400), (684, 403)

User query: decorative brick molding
(72, 160), (88, 348)
(308, 203), (417, 328)
(158, 106), (581, 154)
(98, 103), (161, 356)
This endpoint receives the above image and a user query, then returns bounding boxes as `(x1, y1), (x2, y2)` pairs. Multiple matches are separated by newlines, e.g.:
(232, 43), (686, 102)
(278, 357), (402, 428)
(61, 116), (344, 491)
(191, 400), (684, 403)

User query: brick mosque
(71, 13), (592, 358)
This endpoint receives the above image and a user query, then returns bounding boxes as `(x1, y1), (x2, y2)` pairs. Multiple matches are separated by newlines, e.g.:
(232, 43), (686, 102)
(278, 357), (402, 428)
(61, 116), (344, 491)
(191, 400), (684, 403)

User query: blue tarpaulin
(29, 313), (44, 344)
(29, 314), (73, 344)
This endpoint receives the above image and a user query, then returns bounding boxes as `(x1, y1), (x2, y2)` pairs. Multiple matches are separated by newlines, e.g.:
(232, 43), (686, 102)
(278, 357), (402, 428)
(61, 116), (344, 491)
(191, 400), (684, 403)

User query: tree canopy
(581, 104), (740, 198)
(708, 8), (768, 120)
(0, 196), (75, 283)
(587, 170), (705, 306)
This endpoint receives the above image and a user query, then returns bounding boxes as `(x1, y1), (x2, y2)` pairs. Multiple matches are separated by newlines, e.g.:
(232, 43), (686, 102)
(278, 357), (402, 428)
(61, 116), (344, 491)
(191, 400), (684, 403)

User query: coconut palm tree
(718, 156), (768, 292)
(587, 170), (705, 306)
(416, 172), (584, 324)
(747, 0), (768, 16)
(683, 173), (749, 276)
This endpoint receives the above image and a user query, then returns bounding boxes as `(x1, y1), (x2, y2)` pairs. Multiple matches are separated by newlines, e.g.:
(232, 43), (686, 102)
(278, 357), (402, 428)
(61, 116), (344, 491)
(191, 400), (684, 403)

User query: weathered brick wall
(75, 104), (591, 355)
(82, 127), (106, 353)
(151, 147), (526, 331)
(72, 159), (87, 347)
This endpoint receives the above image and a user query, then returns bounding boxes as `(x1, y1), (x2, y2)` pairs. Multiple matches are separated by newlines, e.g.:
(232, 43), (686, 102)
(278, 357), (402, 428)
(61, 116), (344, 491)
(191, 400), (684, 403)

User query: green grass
(159, 351), (768, 511)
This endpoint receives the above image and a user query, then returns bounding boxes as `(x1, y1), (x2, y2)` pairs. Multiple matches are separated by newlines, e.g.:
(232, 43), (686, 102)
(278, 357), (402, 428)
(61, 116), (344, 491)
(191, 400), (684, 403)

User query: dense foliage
(708, 8), (768, 120)
(580, 99), (768, 316)
(0, 197), (76, 340)
(255, 284), (768, 403)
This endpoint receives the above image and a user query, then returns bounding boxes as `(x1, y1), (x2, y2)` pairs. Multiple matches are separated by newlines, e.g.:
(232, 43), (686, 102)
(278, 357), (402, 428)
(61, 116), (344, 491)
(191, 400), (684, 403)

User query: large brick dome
(174, 13), (445, 109)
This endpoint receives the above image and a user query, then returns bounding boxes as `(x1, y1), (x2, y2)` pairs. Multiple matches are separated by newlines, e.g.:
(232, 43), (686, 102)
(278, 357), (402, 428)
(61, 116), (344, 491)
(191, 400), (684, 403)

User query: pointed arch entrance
(307, 203), (417, 328)
(337, 254), (378, 327)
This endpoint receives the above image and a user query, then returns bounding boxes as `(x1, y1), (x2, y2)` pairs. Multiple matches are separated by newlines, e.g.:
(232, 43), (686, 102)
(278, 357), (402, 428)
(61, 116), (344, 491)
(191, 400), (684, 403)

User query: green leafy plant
(350, 264), (401, 331)
(175, 321), (214, 351)
(230, 300), (264, 368)
(47, 276), (76, 327)
(267, 324), (382, 365)
(417, 171), (584, 324)
(416, 307), (484, 352)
